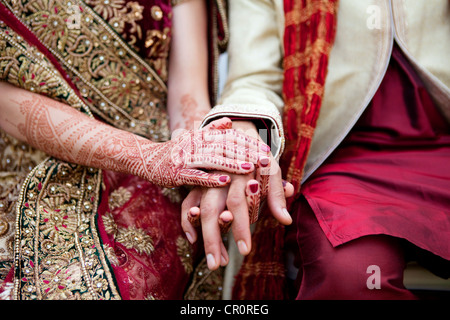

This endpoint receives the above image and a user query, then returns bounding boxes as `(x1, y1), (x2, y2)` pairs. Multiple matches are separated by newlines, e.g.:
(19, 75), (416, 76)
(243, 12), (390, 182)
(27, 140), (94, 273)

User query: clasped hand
(146, 117), (269, 188)
(180, 118), (294, 271)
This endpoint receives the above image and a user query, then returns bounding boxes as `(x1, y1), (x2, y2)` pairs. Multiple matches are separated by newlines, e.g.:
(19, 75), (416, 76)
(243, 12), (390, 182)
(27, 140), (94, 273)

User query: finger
(266, 166), (292, 226)
(204, 143), (267, 164)
(220, 241), (229, 267)
(204, 129), (270, 155)
(256, 155), (271, 200)
(178, 168), (230, 187)
(226, 177), (252, 256)
(181, 188), (202, 243)
(186, 155), (255, 174)
(245, 179), (261, 224)
(218, 210), (233, 234)
(203, 117), (233, 130)
(188, 207), (201, 228)
(282, 180), (295, 198)
(200, 187), (228, 270)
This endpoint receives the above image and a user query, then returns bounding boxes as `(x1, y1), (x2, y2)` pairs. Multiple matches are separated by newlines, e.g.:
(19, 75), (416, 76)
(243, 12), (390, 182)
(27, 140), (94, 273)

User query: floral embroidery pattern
(108, 187), (132, 210)
(115, 226), (154, 256)
(15, 160), (121, 300)
(2, 0), (171, 142)
(176, 236), (193, 274)
(0, 21), (120, 300)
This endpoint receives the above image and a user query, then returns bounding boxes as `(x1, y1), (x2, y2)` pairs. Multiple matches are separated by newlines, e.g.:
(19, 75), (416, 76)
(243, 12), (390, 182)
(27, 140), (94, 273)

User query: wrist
(112, 133), (155, 180)
(231, 120), (259, 139)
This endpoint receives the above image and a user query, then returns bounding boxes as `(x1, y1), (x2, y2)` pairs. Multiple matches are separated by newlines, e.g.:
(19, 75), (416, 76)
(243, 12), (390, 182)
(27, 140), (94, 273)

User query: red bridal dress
(0, 0), (225, 300)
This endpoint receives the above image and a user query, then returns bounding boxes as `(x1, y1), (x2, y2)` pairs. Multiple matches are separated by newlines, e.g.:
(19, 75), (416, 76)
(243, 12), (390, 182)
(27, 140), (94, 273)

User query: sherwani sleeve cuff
(200, 102), (285, 161)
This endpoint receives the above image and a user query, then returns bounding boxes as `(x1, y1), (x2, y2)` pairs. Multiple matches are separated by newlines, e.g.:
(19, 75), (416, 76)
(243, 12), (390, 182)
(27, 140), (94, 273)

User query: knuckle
(226, 196), (243, 210)
(199, 202), (218, 218)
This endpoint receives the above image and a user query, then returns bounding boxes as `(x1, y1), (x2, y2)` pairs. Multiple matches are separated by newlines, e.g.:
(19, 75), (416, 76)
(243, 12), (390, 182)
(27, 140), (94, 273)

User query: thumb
(267, 178), (292, 226)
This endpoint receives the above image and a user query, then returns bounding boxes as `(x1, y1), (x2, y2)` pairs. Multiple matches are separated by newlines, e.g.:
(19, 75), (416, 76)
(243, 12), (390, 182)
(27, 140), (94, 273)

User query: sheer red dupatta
(232, 0), (339, 300)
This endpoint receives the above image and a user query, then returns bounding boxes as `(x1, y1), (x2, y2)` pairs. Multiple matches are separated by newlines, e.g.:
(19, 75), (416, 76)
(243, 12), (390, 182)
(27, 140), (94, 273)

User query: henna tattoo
(187, 207), (201, 228)
(172, 94), (210, 131)
(12, 94), (265, 188)
(246, 180), (261, 224)
(258, 156), (271, 199)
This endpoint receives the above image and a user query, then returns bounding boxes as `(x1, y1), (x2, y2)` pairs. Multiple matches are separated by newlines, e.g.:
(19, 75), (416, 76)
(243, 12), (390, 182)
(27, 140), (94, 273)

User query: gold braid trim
(0, 22), (120, 300)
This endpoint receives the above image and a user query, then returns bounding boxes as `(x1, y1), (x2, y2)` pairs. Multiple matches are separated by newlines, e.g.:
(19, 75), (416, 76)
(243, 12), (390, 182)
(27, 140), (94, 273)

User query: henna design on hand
(171, 94), (211, 131)
(246, 180), (261, 224)
(14, 95), (268, 188)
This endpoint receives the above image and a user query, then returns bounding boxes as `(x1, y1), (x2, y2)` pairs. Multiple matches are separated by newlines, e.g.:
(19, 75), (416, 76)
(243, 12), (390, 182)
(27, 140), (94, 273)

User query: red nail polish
(249, 183), (259, 194)
(219, 176), (229, 183)
(259, 157), (270, 167)
(241, 163), (252, 170)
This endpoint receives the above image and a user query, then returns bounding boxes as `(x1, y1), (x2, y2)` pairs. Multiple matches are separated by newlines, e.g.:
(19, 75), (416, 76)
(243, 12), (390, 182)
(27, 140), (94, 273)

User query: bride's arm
(0, 81), (266, 187)
(166, 0), (211, 133)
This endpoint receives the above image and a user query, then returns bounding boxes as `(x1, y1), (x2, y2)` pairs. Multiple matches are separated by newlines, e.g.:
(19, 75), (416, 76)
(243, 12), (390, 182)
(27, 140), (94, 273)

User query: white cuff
(200, 104), (285, 160)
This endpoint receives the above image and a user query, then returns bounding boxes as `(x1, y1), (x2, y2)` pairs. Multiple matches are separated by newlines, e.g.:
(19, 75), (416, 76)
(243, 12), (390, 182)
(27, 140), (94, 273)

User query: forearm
(0, 82), (153, 179)
(166, 0), (211, 133)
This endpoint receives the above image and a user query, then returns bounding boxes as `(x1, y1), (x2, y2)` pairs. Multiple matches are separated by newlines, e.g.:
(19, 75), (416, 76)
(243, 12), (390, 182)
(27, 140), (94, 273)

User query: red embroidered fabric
(99, 171), (199, 300)
(301, 46), (450, 261)
(87, 0), (200, 300)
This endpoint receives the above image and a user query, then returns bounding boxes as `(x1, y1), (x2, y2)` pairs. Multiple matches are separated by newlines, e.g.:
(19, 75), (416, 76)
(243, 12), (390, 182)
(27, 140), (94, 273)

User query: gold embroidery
(115, 226), (154, 256)
(176, 236), (193, 274)
(161, 187), (182, 203)
(108, 186), (132, 210)
(14, 160), (121, 300)
(102, 243), (119, 266)
(102, 211), (118, 237)
(184, 258), (223, 300)
(2, 0), (170, 142)
(144, 27), (170, 82)
(151, 5), (163, 21)
(85, 1), (144, 47)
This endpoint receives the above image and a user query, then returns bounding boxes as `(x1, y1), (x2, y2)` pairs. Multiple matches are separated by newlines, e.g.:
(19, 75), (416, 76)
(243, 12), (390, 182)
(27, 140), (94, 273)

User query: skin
(0, 0), (291, 273)
(0, 84), (267, 187)
(182, 120), (294, 270)
(0, 2), (269, 189)
(168, 1), (293, 269)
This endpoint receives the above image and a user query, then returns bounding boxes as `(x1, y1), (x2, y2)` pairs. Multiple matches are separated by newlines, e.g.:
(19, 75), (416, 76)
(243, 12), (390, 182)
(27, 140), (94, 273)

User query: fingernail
(259, 157), (270, 167)
(219, 175), (229, 183)
(237, 240), (248, 255)
(282, 208), (290, 218)
(185, 232), (194, 244)
(249, 182), (259, 194)
(261, 144), (271, 152)
(206, 254), (216, 270)
(241, 162), (253, 170)
(220, 254), (227, 266)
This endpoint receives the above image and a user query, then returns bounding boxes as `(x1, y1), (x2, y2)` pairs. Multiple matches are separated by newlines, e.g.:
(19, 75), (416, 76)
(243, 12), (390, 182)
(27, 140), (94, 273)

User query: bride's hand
(142, 118), (270, 188)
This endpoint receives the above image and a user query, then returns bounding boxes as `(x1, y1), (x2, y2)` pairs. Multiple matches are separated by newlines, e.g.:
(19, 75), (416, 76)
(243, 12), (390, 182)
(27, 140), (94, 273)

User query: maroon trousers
(287, 46), (450, 300)
(290, 197), (417, 300)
